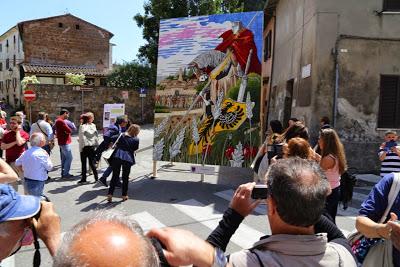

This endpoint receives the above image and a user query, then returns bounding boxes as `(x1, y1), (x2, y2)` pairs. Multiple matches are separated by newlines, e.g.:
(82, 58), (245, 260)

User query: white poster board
(103, 104), (125, 128)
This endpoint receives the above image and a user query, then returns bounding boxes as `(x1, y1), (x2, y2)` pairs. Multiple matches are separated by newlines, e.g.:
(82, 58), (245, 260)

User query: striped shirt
(379, 146), (400, 177)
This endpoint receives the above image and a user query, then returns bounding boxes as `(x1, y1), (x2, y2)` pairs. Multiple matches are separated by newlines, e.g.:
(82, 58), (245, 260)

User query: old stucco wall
(25, 85), (155, 129)
(318, 0), (400, 39)
(336, 38), (400, 173)
(268, 0), (318, 128)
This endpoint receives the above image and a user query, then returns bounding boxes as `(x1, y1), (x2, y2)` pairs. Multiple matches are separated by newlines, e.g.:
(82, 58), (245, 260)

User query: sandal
(107, 195), (112, 203)
(122, 196), (128, 201)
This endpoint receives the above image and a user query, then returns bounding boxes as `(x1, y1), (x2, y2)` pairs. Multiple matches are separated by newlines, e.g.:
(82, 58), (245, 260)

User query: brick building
(0, 14), (114, 107)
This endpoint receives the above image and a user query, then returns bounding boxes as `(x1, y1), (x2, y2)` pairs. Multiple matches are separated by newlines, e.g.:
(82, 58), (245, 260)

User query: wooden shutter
(384, 0), (400, 11)
(378, 75), (400, 128)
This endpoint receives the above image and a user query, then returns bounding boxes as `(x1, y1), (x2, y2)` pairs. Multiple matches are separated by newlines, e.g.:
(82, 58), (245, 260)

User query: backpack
(340, 169), (357, 210)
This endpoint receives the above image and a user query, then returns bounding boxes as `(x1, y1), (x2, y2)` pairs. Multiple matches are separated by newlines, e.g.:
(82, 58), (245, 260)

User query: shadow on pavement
(81, 199), (122, 212)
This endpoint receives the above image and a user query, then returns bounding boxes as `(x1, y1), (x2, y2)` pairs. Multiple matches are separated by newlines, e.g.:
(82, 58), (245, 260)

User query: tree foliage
(107, 61), (155, 89)
(134, 0), (265, 65)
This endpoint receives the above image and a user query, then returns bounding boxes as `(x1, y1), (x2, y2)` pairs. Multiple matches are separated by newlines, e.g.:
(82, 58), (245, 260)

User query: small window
(0, 44), (2, 52)
(13, 55), (16, 66)
(264, 31), (272, 61)
(383, 0), (400, 11)
(6, 40), (9, 47)
(0, 62), (2, 71)
(100, 78), (107, 86)
(58, 22), (63, 28)
(86, 78), (95, 86)
(13, 35), (16, 44)
(378, 75), (400, 128)
(75, 24), (80, 30)
(5, 59), (9, 70)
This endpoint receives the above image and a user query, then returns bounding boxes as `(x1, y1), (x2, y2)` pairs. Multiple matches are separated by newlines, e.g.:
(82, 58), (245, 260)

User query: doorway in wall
(283, 79), (294, 128)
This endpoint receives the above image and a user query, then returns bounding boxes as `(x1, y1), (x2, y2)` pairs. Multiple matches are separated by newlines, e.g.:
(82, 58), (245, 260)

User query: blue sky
(0, 0), (146, 63)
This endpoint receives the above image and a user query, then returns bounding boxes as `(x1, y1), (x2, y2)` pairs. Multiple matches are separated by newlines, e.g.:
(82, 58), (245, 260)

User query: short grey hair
(266, 157), (330, 227)
(30, 133), (45, 147)
(53, 210), (159, 267)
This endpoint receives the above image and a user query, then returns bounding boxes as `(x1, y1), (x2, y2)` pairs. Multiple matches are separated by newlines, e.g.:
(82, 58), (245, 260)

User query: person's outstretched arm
(0, 158), (18, 183)
(207, 183), (261, 250)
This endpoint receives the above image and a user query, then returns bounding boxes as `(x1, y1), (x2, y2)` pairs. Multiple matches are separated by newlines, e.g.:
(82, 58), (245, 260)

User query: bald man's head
(53, 211), (159, 267)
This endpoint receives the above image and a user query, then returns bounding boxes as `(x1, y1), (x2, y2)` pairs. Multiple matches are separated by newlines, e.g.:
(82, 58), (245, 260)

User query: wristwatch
(212, 247), (228, 267)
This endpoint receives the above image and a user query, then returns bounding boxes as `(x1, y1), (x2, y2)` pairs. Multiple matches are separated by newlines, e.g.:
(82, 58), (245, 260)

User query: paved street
(3, 125), (379, 267)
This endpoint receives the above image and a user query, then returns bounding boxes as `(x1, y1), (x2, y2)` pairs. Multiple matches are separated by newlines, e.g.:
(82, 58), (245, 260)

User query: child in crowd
(379, 130), (400, 177)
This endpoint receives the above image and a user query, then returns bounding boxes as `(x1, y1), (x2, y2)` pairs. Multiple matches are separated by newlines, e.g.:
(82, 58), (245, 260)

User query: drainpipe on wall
(333, 37), (341, 128)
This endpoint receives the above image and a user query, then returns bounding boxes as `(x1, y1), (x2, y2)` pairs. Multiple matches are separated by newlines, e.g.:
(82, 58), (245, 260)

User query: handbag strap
(379, 172), (400, 223)
(36, 122), (48, 138)
(111, 133), (123, 149)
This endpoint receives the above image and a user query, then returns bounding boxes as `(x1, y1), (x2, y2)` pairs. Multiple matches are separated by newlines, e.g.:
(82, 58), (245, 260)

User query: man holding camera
(0, 184), (60, 263)
(379, 130), (400, 177)
(148, 158), (357, 266)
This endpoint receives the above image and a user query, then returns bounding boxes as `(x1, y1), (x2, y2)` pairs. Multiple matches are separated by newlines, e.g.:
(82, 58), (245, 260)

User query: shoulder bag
(102, 133), (123, 165)
(348, 173), (400, 267)
(36, 122), (55, 150)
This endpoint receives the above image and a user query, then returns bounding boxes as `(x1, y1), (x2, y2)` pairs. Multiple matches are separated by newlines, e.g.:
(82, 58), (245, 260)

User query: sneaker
(97, 177), (108, 187)
(77, 180), (88, 184)
(62, 174), (74, 178)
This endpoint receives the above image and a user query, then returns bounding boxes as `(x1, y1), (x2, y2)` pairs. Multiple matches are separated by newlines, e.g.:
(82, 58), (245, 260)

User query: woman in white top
(78, 112), (99, 184)
(318, 128), (347, 223)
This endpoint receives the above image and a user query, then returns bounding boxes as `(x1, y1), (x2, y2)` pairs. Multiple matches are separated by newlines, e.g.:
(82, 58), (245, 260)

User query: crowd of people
(0, 108), (141, 201)
(0, 112), (399, 267)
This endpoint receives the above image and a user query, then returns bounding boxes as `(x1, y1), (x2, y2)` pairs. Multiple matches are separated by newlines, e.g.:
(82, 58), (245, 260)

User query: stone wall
(20, 14), (112, 67)
(26, 84), (155, 129)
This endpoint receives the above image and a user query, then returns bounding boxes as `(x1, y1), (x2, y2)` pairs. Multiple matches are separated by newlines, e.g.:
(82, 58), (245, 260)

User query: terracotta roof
(22, 63), (110, 77)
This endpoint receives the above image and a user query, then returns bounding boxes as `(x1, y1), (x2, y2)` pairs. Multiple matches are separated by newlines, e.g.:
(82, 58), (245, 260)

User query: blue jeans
(24, 178), (45, 197)
(60, 144), (73, 176)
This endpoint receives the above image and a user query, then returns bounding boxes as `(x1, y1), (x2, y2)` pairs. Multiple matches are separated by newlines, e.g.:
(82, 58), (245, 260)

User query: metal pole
(151, 160), (158, 179)
(81, 90), (84, 113)
(29, 102), (32, 124)
(141, 97), (144, 122)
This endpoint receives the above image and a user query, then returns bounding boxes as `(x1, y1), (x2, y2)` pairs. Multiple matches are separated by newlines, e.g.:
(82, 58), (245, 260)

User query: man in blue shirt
(15, 133), (53, 196)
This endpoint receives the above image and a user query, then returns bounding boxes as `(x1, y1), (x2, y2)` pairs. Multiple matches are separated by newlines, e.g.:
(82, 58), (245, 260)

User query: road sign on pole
(24, 90), (36, 102)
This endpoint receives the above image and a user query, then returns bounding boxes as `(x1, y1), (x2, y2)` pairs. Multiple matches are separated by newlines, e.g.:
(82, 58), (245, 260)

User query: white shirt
(30, 120), (54, 143)
(15, 146), (53, 181)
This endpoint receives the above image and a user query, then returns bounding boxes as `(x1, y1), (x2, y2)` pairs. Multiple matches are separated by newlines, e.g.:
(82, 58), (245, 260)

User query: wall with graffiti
(154, 11), (263, 167)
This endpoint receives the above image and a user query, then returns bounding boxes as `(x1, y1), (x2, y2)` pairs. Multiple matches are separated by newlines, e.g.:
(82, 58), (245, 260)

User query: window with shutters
(383, 0), (400, 11)
(378, 75), (400, 128)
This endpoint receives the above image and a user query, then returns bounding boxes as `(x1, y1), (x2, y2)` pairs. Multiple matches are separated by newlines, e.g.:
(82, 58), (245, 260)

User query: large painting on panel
(154, 11), (263, 167)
